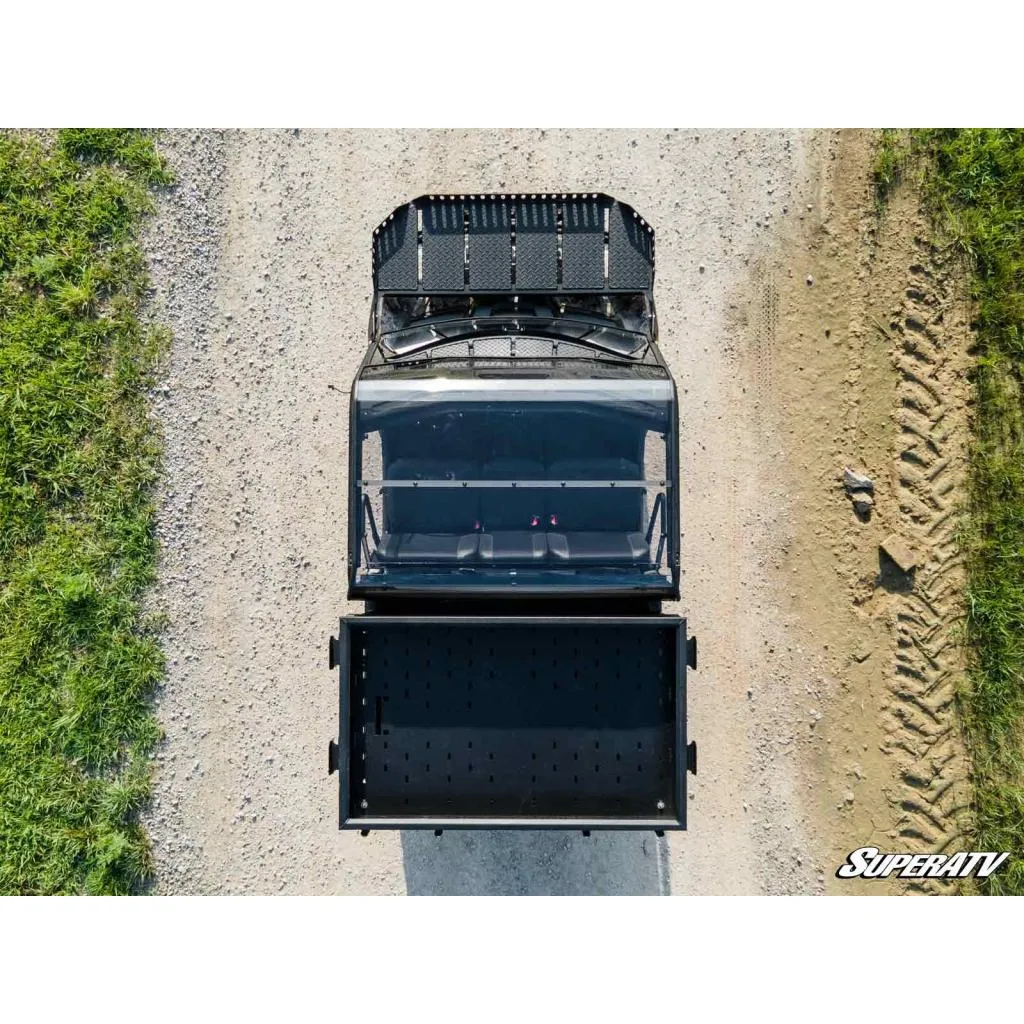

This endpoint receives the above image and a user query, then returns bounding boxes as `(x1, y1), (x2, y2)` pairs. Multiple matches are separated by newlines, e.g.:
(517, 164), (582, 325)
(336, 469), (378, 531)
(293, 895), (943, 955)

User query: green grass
(0, 130), (171, 894)
(873, 129), (912, 207)
(876, 129), (1024, 894)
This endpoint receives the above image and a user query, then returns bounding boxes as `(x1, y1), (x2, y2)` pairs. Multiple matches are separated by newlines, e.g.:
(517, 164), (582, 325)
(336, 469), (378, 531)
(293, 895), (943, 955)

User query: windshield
(379, 293), (652, 358)
(351, 377), (676, 594)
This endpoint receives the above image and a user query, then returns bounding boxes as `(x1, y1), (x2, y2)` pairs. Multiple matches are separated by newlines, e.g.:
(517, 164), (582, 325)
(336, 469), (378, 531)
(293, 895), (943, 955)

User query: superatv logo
(836, 846), (1010, 880)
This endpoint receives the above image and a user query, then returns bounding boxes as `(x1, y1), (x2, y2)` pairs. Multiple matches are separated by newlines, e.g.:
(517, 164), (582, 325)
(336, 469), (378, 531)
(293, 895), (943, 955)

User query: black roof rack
(372, 193), (654, 296)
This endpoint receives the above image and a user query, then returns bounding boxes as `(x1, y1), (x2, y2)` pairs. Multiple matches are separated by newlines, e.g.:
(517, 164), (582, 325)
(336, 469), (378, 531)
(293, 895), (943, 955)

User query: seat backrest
(384, 458), (478, 534)
(480, 458), (545, 531)
(547, 458), (643, 532)
(540, 411), (643, 466)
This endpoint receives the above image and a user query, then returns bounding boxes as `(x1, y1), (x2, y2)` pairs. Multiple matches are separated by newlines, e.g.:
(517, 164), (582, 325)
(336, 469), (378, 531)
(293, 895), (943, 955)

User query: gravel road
(144, 129), (829, 894)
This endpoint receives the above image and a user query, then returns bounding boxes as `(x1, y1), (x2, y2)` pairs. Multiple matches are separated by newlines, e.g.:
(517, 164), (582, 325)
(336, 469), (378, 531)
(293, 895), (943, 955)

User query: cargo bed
(329, 616), (695, 831)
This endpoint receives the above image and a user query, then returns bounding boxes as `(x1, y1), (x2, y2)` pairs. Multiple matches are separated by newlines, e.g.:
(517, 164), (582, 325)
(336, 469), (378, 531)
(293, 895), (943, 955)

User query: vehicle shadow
(401, 829), (670, 895)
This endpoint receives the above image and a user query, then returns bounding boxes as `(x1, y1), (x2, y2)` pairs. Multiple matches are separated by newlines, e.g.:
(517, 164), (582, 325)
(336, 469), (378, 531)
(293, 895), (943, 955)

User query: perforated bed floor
(341, 617), (683, 824)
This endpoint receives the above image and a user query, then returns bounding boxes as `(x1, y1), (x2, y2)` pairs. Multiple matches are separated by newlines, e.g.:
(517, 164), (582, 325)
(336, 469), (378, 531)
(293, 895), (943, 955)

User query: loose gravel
(144, 129), (828, 894)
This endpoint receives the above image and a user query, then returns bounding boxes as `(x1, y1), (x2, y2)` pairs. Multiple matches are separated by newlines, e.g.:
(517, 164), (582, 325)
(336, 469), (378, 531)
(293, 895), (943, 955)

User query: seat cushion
(377, 532), (478, 563)
(479, 531), (547, 562)
(547, 531), (650, 564)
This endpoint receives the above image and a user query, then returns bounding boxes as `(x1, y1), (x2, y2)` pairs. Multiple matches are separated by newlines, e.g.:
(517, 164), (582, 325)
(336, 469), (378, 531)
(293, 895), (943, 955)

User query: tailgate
(329, 616), (696, 831)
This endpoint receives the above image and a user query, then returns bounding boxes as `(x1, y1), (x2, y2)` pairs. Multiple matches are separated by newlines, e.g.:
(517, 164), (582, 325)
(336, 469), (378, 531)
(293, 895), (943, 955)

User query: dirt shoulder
(741, 130), (973, 893)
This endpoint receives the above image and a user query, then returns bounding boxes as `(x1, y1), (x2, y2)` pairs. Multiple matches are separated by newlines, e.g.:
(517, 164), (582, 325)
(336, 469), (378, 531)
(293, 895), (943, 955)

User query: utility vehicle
(328, 194), (697, 834)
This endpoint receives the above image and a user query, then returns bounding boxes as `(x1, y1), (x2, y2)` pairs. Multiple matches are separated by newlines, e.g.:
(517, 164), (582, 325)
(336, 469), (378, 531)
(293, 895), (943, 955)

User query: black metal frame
(331, 615), (690, 832)
(372, 193), (655, 297)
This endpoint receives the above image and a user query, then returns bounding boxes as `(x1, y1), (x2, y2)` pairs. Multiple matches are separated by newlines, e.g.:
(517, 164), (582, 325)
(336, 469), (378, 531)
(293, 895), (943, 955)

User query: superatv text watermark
(836, 846), (1010, 880)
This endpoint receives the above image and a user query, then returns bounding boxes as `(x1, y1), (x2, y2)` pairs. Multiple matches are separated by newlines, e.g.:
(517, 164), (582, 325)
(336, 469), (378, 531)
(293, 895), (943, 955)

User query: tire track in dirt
(733, 132), (976, 893)
(751, 261), (778, 416)
(882, 246), (973, 891)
